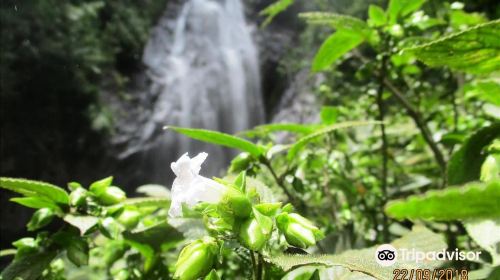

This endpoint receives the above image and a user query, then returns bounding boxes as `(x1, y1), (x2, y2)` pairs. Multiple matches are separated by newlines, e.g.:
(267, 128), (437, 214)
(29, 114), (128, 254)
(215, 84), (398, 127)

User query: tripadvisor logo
(375, 244), (481, 267)
(375, 244), (397, 266)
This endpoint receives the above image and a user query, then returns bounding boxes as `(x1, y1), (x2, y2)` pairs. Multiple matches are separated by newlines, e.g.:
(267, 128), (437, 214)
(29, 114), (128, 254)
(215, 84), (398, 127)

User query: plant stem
(257, 253), (264, 280)
(376, 50), (390, 242)
(383, 78), (447, 182)
(354, 50), (447, 182)
(261, 158), (296, 206)
(250, 251), (258, 280)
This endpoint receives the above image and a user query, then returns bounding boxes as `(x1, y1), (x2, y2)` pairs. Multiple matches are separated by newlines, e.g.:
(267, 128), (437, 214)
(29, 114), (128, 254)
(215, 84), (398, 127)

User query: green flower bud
(116, 208), (141, 228)
(174, 237), (218, 280)
(27, 208), (55, 231)
(227, 192), (252, 218)
(239, 214), (272, 251)
(276, 213), (324, 248)
(98, 186), (126, 205)
(229, 153), (253, 174)
(69, 187), (88, 207)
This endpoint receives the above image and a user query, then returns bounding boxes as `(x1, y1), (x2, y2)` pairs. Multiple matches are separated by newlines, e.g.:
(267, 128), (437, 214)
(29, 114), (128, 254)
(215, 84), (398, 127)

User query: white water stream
(129, 0), (263, 182)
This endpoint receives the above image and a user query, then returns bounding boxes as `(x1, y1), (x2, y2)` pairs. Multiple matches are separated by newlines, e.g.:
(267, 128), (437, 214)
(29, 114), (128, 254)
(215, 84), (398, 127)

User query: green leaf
(27, 208), (55, 231)
(63, 214), (99, 235)
(204, 269), (221, 280)
(99, 217), (125, 239)
(447, 123), (500, 185)
(10, 197), (61, 211)
(0, 177), (69, 204)
(387, 0), (426, 24)
(89, 176), (113, 196)
(464, 80), (500, 106)
(385, 180), (500, 220)
(123, 221), (184, 250)
(66, 237), (89, 267)
(404, 20), (500, 74)
(167, 126), (264, 157)
(299, 12), (369, 34)
(245, 123), (317, 136)
(259, 0), (294, 27)
(287, 121), (381, 160)
(450, 10), (487, 30)
(0, 249), (17, 257)
(119, 197), (171, 208)
(283, 266), (372, 280)
(312, 30), (365, 72)
(126, 240), (156, 272)
(320, 106), (338, 125)
(368, 5), (387, 27)
(0, 251), (57, 280)
(254, 202), (282, 216)
(272, 226), (445, 280)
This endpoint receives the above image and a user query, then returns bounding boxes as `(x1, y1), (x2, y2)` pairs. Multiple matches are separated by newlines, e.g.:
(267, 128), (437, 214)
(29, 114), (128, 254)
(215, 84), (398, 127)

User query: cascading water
(117, 0), (264, 184)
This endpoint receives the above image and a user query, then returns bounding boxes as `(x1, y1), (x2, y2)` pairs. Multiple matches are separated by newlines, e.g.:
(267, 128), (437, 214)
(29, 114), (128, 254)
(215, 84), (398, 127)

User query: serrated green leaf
(0, 251), (57, 280)
(312, 30), (365, 72)
(385, 180), (500, 220)
(287, 121), (381, 160)
(63, 214), (99, 235)
(123, 221), (183, 250)
(119, 197), (171, 209)
(0, 177), (69, 204)
(244, 123), (317, 137)
(259, 0), (294, 27)
(387, 0), (426, 24)
(404, 20), (500, 74)
(272, 226), (446, 280)
(447, 123), (500, 185)
(10, 197), (61, 212)
(167, 126), (264, 158)
(299, 12), (369, 34)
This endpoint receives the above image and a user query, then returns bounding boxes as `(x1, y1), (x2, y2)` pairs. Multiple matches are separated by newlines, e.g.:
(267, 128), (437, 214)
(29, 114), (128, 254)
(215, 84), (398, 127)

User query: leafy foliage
(167, 126), (264, 158)
(447, 123), (500, 185)
(272, 226), (446, 279)
(404, 19), (500, 74)
(312, 30), (365, 72)
(385, 179), (500, 220)
(260, 0), (295, 27)
(0, 178), (69, 205)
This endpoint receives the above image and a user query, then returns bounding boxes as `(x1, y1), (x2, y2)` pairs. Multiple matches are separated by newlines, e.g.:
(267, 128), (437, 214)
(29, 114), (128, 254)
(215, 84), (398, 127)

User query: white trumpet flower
(169, 152), (227, 217)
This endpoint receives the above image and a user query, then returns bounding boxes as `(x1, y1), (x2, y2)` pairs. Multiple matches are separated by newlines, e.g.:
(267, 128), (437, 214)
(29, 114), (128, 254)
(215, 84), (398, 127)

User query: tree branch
(383, 78), (447, 178)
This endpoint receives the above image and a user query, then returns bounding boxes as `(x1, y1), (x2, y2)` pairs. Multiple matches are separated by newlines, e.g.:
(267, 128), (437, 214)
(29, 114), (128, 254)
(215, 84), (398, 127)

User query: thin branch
(257, 253), (264, 280)
(250, 251), (258, 280)
(354, 50), (447, 180)
(261, 158), (297, 206)
(376, 50), (390, 242)
(383, 78), (447, 179)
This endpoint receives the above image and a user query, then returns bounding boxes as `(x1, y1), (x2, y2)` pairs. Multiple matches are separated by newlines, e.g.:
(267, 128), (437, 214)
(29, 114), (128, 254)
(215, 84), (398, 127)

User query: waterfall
(119, 0), (264, 184)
